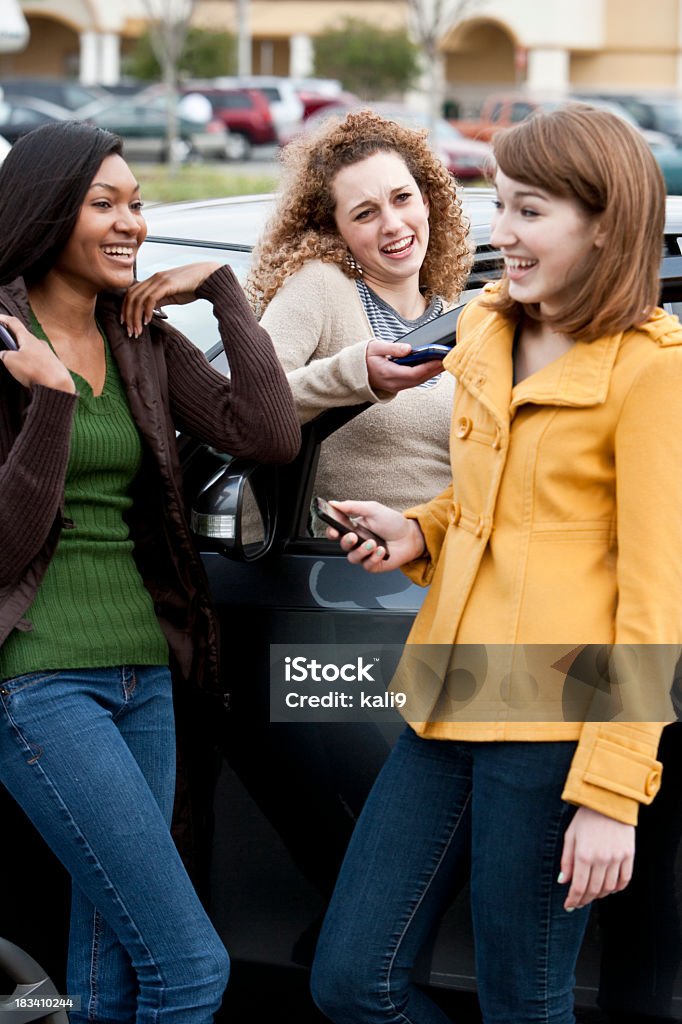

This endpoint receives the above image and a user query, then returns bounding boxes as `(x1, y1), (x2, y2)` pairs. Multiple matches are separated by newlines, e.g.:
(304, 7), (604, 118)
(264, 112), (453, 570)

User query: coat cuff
(400, 504), (448, 586)
(561, 728), (663, 825)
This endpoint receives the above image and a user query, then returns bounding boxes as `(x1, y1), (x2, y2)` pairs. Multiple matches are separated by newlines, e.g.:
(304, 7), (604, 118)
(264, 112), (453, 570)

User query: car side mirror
(190, 460), (276, 561)
(0, 936), (69, 1023)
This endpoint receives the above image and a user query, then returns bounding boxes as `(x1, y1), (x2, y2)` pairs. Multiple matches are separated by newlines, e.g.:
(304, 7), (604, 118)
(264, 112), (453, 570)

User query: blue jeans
(0, 666), (229, 1024)
(311, 727), (591, 1024)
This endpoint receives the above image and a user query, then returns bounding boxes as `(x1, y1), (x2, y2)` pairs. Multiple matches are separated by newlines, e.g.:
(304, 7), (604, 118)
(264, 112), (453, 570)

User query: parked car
(646, 138), (682, 194)
(586, 94), (682, 145)
(78, 88), (238, 162)
(0, 75), (108, 111)
(288, 102), (491, 180)
(147, 191), (682, 1018)
(4, 189), (682, 1017)
(0, 94), (70, 145)
(209, 75), (305, 143)
(181, 83), (278, 156)
(453, 91), (667, 145)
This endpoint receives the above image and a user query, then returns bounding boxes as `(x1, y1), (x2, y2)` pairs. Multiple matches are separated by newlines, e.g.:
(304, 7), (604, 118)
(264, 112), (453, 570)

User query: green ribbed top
(0, 317), (169, 680)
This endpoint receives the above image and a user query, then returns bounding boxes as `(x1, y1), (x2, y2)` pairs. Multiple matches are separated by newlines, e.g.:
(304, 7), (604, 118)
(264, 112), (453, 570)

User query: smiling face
(490, 168), (604, 318)
(331, 150), (430, 299)
(53, 154), (147, 297)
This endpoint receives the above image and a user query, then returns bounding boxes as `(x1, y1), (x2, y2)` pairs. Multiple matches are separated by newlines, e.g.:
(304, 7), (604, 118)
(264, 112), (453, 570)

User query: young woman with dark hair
(0, 121), (299, 1023)
(311, 105), (682, 1023)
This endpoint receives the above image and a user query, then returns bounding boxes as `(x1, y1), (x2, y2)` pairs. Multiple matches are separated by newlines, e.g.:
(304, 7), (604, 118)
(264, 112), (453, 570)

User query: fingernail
(375, 547), (385, 558)
(565, 906), (575, 913)
(557, 872), (565, 884)
(363, 541), (374, 551)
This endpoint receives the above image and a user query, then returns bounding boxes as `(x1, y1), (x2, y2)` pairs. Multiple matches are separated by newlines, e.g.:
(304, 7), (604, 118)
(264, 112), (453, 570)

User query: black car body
(3, 190), (682, 1017)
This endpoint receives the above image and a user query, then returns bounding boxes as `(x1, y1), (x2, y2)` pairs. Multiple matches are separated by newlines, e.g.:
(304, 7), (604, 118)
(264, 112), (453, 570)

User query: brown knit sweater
(0, 265), (300, 693)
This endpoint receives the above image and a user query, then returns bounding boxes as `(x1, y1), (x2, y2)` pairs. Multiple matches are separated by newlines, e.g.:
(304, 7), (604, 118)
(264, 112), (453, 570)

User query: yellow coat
(399, 286), (682, 824)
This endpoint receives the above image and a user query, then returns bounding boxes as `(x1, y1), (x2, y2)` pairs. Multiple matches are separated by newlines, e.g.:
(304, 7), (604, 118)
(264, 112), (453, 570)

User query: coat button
(455, 416), (473, 438)
(645, 768), (661, 797)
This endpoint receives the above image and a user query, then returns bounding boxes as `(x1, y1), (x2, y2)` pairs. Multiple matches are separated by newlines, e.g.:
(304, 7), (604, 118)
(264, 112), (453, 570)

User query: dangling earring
(345, 249), (363, 276)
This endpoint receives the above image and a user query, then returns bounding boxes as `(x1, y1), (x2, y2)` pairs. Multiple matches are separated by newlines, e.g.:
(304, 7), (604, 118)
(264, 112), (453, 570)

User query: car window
(64, 83), (100, 109)
(257, 87), (281, 102)
(510, 102), (535, 122)
(489, 102), (504, 123)
(215, 93), (251, 110)
(137, 239), (252, 356)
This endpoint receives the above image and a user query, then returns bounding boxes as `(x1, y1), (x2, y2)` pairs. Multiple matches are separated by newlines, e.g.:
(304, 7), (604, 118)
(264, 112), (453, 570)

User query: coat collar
(443, 305), (623, 430)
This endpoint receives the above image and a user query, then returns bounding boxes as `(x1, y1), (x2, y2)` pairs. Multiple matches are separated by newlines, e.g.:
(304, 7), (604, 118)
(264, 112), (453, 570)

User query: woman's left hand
(121, 262), (222, 337)
(559, 806), (635, 910)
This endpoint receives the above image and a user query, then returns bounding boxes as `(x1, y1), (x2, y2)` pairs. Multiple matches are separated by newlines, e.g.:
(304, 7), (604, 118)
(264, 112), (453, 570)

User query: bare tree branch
(407, 0), (483, 54)
(138, 0), (197, 168)
(406, 0), (487, 126)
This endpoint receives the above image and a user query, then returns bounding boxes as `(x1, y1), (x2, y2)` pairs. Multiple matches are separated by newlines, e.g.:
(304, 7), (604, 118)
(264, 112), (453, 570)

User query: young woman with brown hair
(311, 105), (682, 1024)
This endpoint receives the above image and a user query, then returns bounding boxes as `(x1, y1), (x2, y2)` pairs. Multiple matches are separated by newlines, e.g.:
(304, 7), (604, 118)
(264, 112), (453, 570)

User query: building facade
(3, 0), (682, 105)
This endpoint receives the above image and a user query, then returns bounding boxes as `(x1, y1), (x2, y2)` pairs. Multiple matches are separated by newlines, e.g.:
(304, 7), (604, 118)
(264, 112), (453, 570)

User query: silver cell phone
(0, 323), (18, 351)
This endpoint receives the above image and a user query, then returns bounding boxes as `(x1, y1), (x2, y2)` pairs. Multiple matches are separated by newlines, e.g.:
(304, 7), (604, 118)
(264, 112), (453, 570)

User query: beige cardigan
(260, 260), (456, 513)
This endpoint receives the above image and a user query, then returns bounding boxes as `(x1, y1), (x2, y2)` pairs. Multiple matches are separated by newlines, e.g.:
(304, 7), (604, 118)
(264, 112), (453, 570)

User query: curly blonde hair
(246, 110), (473, 314)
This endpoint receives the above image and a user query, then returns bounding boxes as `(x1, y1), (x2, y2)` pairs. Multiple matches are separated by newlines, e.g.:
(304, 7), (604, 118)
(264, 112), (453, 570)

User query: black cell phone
(389, 303), (465, 366)
(312, 497), (390, 560)
(0, 323), (18, 351)
(391, 343), (453, 366)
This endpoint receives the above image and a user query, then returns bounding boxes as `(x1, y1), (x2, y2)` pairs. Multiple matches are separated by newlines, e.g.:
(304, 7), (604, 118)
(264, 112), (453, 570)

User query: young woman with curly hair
(246, 109), (473, 515)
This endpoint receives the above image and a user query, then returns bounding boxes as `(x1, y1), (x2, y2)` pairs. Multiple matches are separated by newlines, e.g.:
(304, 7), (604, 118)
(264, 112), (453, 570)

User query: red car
(181, 85), (277, 157)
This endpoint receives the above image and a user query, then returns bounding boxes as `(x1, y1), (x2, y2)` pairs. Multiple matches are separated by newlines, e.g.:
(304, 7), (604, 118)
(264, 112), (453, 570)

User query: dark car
(143, 191), (682, 1020)
(77, 88), (236, 162)
(0, 75), (109, 111)
(181, 83), (278, 156)
(0, 94), (70, 145)
(3, 190), (682, 1019)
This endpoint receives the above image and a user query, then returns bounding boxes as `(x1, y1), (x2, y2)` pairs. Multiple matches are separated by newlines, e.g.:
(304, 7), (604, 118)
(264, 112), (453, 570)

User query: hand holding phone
(0, 323), (19, 351)
(312, 497), (390, 560)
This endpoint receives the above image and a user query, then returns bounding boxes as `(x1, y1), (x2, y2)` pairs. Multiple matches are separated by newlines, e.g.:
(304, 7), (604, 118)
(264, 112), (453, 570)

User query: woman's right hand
(326, 500), (426, 573)
(366, 340), (444, 393)
(0, 315), (75, 393)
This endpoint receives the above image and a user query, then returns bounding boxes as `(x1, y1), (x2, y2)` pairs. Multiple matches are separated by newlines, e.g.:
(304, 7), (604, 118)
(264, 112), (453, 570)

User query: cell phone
(388, 303), (465, 367)
(312, 497), (390, 560)
(391, 343), (453, 366)
(0, 323), (18, 351)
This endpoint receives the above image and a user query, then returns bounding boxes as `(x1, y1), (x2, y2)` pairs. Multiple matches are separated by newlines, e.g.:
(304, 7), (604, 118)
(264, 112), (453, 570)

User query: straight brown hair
(484, 104), (665, 342)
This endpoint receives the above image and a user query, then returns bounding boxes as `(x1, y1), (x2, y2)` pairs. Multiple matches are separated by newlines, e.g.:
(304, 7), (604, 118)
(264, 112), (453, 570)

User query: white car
(209, 75), (304, 144)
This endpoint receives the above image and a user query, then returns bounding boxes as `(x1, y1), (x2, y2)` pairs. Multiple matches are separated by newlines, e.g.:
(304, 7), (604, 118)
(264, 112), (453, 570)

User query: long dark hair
(0, 121), (123, 286)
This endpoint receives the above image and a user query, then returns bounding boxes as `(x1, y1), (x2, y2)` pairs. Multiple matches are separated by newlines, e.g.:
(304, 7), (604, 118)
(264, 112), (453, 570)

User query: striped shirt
(356, 279), (444, 390)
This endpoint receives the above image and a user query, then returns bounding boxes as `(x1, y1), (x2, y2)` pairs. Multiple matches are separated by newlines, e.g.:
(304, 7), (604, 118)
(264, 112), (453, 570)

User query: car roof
(143, 189), (682, 275)
(144, 188), (497, 248)
(1, 94), (71, 119)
